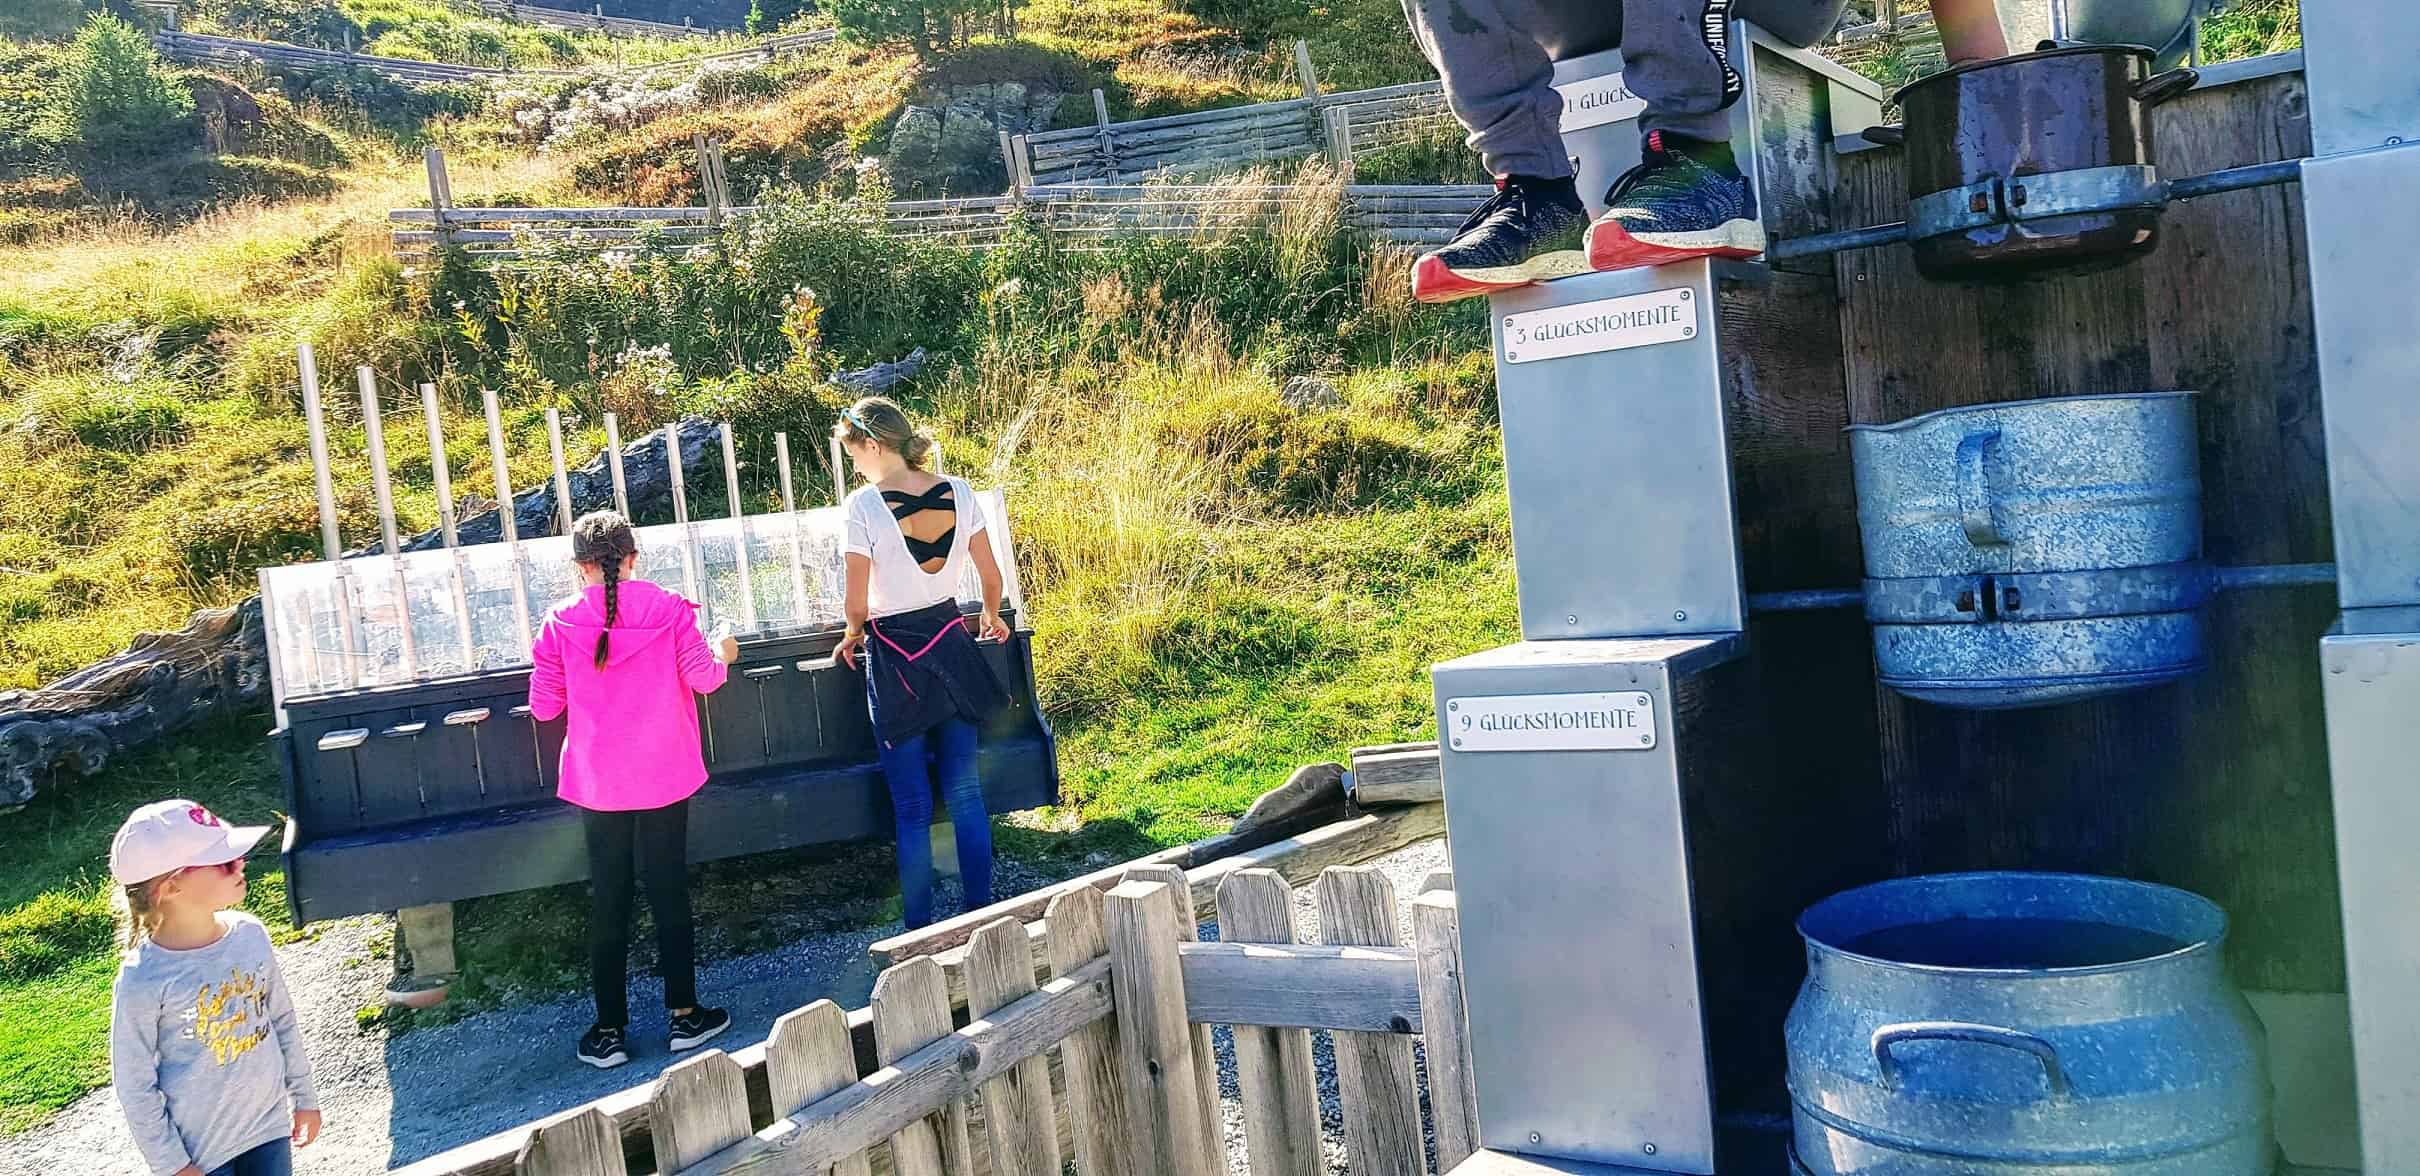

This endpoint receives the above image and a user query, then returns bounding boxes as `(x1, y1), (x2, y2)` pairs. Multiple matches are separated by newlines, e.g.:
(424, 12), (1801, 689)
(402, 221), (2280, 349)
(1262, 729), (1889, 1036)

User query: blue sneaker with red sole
(1583, 130), (1766, 271)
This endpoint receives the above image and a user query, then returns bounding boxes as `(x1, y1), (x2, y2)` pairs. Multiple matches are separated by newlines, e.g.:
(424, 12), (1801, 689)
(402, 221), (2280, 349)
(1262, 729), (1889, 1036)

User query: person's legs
(583, 806), (636, 1030)
(214, 1139), (293, 1176)
(879, 731), (940, 929)
(931, 719), (993, 915)
(634, 799), (697, 1015)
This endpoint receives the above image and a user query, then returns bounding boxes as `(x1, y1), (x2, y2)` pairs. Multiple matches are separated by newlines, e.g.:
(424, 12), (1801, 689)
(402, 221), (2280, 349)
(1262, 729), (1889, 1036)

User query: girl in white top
(830, 397), (1013, 929)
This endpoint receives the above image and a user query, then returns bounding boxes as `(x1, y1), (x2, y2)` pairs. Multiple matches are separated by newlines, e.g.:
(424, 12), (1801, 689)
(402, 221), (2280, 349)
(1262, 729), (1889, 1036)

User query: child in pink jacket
(529, 510), (737, 1069)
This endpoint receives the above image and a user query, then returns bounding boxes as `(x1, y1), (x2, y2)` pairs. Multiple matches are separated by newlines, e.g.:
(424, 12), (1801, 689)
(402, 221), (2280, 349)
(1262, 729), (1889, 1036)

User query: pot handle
(1872, 1021), (2071, 1100)
(2133, 67), (2201, 107)
(1955, 430), (2004, 548)
(1859, 124), (1905, 147)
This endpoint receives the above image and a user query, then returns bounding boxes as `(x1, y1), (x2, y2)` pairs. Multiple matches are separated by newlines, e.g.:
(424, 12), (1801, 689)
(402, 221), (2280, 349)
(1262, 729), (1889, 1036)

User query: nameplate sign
(1446, 691), (1657, 752)
(1500, 287), (1697, 364)
(1555, 72), (1647, 133)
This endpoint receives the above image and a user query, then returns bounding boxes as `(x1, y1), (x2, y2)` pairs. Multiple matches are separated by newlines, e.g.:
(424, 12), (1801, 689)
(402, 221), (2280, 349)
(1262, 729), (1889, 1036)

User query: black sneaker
(1411, 175), (1592, 304)
(577, 1024), (628, 1069)
(1583, 131), (1766, 272)
(668, 1006), (730, 1052)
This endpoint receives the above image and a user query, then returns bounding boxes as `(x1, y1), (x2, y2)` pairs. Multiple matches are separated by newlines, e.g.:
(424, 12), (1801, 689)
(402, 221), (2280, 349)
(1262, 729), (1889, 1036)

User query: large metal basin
(1788, 872), (2273, 1175)
(1847, 392), (2205, 708)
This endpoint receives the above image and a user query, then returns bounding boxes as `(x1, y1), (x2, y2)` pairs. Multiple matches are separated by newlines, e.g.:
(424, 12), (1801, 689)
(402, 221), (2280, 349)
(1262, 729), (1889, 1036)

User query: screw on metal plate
(1451, 738), (1463, 748)
(1567, 614), (1579, 625)
(1678, 289), (1691, 301)
(1640, 733), (1652, 745)
(1448, 700), (1459, 711)
(1682, 326), (1695, 337)
(1643, 1143), (1659, 1156)
(1635, 694), (1649, 706)
(1673, 610), (1688, 622)
(1507, 351), (1519, 361)
(1529, 1133), (1543, 1146)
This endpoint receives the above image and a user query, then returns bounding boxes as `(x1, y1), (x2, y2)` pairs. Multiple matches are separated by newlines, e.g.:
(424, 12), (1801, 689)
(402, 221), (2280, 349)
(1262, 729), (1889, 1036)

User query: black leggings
(583, 800), (697, 1029)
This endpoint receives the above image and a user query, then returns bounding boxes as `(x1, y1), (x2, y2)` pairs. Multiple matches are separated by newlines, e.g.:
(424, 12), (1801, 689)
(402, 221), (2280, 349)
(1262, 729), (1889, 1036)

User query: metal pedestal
(1435, 637), (1745, 1174)
(2303, 2), (2420, 1171)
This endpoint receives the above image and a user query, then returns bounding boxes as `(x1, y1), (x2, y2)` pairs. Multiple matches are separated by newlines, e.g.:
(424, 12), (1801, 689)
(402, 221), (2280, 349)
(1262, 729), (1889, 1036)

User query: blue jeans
(207, 1139), (292, 1176)
(869, 694), (994, 929)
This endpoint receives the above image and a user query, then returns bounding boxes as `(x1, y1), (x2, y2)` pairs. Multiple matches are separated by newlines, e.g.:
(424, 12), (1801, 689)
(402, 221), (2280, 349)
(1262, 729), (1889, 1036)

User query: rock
(187, 76), (261, 155)
(1281, 375), (1343, 410)
(886, 105), (944, 171)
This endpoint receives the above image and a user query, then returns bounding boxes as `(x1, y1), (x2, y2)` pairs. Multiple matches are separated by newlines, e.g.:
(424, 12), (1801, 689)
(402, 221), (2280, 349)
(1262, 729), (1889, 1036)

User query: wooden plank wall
(1826, 68), (2338, 992)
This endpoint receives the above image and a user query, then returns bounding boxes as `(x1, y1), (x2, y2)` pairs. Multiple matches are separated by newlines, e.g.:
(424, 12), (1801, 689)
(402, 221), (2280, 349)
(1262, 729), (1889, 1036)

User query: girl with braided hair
(529, 510), (741, 1069)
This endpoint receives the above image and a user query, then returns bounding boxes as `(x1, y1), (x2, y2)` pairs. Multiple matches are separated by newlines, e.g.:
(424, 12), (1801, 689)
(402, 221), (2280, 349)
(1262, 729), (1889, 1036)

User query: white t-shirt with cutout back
(843, 475), (986, 618)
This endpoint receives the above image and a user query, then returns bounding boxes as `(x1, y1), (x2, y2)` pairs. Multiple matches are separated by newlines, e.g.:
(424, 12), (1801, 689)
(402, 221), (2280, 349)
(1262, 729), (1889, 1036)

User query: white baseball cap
(109, 800), (272, 886)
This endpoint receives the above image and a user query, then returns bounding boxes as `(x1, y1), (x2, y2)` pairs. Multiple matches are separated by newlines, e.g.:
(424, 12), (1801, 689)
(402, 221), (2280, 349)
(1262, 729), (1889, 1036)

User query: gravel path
(6, 841), (1448, 1176)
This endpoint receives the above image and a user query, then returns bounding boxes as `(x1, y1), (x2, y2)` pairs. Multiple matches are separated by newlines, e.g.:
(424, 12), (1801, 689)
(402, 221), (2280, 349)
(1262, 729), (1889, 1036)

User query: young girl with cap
(529, 509), (741, 1069)
(829, 397), (1014, 930)
(108, 799), (321, 1176)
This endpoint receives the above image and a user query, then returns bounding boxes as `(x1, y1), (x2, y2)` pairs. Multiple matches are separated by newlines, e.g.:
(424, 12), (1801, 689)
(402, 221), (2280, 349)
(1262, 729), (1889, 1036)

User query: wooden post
(870, 957), (975, 1176)
(1121, 863), (1224, 1166)
(649, 1050), (754, 1170)
(1092, 88), (1118, 179)
(1319, 867), (1424, 1176)
(1323, 105), (1356, 180)
(1012, 134), (1035, 190)
(1044, 887), (1135, 1176)
(1414, 887), (1480, 1171)
(1293, 40), (1322, 100)
(514, 1106), (620, 1175)
(696, 135), (729, 227)
(424, 147), (454, 249)
(762, 1000), (875, 1176)
(1104, 879), (1220, 1176)
(966, 919), (1062, 1176)
(999, 130), (1023, 198)
(395, 902), (458, 977)
(1215, 871), (1323, 1176)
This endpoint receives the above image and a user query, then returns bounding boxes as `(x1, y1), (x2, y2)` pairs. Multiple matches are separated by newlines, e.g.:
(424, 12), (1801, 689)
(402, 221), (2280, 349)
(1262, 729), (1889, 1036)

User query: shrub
(0, 892), (117, 983)
(13, 378), (190, 452)
(0, 0), (90, 41)
(166, 488), (374, 585)
(51, 14), (197, 157)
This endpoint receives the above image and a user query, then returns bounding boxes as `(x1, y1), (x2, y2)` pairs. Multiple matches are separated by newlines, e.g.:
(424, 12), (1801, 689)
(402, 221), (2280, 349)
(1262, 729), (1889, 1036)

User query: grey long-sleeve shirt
(110, 912), (319, 1176)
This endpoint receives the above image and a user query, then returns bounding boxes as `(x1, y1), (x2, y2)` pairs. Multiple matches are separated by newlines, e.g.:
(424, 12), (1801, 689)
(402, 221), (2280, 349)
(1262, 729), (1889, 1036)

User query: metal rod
(296, 345), (357, 688)
(830, 434), (847, 504)
(544, 408), (575, 534)
(2214, 562), (2338, 592)
(931, 438), (946, 476)
(665, 424), (703, 609)
(1769, 161), (2302, 262)
(720, 423), (758, 629)
(2167, 158), (2306, 201)
(776, 432), (809, 627)
(603, 412), (630, 518)
(1767, 220), (1910, 261)
(356, 367), (419, 678)
(1746, 588), (1868, 613)
(481, 389), (535, 650)
(422, 382), (478, 670)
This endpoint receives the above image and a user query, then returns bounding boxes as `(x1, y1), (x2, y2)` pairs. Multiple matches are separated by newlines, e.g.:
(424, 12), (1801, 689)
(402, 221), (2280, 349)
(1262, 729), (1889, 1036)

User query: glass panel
(258, 491), (1016, 701)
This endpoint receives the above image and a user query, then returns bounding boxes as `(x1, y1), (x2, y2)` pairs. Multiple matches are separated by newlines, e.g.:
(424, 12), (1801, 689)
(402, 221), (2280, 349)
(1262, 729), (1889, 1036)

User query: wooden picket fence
(1014, 76), (1458, 188)
(477, 865), (1471, 1176)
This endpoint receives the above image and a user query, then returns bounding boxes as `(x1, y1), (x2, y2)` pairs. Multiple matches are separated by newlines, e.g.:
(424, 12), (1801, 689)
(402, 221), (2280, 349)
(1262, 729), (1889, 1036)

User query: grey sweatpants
(1402, 0), (1850, 179)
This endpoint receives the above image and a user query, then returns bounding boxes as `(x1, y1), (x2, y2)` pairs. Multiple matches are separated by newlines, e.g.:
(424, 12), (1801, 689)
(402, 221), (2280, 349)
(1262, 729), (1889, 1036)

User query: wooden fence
(150, 26), (834, 87)
(471, 0), (726, 39)
(1015, 77), (1457, 188)
(400, 862), (1468, 1176)
(390, 170), (1492, 263)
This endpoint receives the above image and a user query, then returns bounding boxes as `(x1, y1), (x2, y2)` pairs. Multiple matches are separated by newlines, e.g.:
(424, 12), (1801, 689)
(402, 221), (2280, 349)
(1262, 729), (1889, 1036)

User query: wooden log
(1347, 745), (1441, 808)
(1319, 868), (1424, 1176)
(1104, 881), (1221, 1176)
(764, 1001), (875, 1176)
(1177, 942), (1419, 1032)
(1185, 802), (1447, 922)
(964, 920), (1060, 1176)
(1229, 762), (1346, 840)
(870, 958), (970, 1176)
(1213, 871), (1322, 1176)
(515, 1107), (622, 1176)
(686, 959), (1114, 1176)
(1043, 888), (1133, 1176)
(1122, 864), (1226, 1167)
(1413, 889), (1479, 1171)
(652, 1051), (756, 1170)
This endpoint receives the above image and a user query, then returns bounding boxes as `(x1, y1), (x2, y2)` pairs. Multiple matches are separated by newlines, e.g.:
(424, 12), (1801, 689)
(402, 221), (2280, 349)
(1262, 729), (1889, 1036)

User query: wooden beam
(1103, 882), (1221, 1176)
(1320, 868), (1424, 1176)
(1414, 889), (1479, 1170)
(1184, 802), (1447, 920)
(1214, 873), (1322, 1176)
(1347, 744), (1441, 807)
(1177, 941), (1419, 1033)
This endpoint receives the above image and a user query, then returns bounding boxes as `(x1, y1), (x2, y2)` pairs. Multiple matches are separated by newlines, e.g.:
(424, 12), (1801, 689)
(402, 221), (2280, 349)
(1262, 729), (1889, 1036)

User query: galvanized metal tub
(1847, 392), (2205, 708)
(1787, 872), (2273, 1175)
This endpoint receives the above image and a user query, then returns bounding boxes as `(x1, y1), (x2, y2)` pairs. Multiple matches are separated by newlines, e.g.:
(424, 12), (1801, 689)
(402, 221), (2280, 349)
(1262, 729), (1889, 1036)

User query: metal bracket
(1865, 563), (2213, 624)
(1908, 165), (2167, 238)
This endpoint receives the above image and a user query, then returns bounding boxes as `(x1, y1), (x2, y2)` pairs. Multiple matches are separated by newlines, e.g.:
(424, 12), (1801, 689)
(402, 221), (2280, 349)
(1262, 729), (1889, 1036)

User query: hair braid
(594, 555), (620, 669)
(571, 510), (639, 669)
